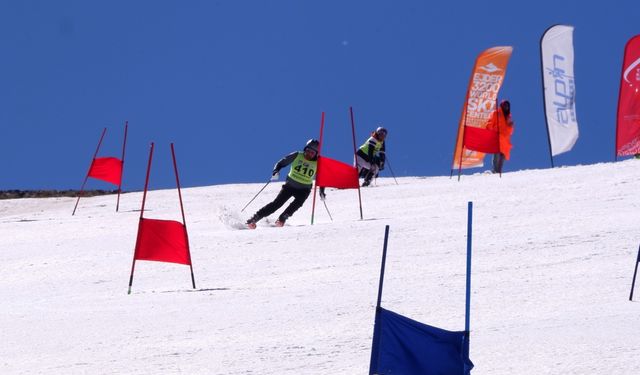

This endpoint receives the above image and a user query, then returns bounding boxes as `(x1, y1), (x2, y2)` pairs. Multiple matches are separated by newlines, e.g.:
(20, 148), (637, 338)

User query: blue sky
(2, 1), (638, 190)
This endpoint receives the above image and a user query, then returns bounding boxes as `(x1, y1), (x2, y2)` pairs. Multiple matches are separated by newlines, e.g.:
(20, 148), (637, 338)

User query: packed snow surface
(2, 161), (639, 374)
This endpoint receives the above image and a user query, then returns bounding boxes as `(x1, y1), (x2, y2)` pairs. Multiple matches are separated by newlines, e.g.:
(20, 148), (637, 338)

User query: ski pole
(630, 244), (640, 301)
(241, 179), (271, 212)
(384, 156), (399, 185)
(322, 199), (333, 221)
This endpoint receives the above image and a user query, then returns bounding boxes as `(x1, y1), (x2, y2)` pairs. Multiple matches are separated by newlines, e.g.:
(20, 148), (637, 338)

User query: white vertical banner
(541, 25), (579, 156)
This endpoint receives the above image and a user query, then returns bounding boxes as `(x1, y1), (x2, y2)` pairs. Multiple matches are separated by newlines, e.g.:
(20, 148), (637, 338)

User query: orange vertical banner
(452, 46), (513, 172)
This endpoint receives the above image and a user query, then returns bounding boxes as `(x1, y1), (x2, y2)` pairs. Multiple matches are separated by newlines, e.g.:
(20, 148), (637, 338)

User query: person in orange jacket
(486, 100), (514, 174)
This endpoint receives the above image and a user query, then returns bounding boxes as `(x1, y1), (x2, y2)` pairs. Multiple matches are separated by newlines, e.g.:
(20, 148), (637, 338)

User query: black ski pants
(255, 184), (311, 222)
(492, 153), (505, 174)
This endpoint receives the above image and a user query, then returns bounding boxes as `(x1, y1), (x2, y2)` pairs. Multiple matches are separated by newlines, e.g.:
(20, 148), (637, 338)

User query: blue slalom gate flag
(370, 307), (473, 375)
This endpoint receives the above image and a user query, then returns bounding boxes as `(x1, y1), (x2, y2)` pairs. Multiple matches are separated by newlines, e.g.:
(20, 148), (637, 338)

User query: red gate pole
(350, 107), (364, 220)
(128, 142), (154, 295)
(311, 112), (325, 225)
(630, 245), (640, 301)
(171, 143), (196, 289)
(73, 128), (107, 216)
(116, 121), (128, 212)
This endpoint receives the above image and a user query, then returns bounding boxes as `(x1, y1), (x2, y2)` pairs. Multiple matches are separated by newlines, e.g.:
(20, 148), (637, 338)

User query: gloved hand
(319, 188), (326, 201)
(271, 170), (280, 181)
(379, 161), (385, 171)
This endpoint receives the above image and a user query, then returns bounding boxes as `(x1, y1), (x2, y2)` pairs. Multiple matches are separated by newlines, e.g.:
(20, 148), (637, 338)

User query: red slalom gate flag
(127, 143), (196, 294)
(88, 157), (123, 185)
(463, 126), (500, 154)
(616, 34), (640, 157)
(134, 218), (191, 265)
(73, 123), (128, 215)
(316, 156), (359, 189)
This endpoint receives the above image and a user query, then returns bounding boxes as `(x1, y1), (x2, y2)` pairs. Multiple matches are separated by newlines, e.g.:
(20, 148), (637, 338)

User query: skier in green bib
(356, 126), (387, 187)
(246, 139), (325, 228)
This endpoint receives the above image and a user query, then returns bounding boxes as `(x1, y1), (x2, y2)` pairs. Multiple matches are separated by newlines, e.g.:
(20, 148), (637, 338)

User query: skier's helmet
(304, 139), (320, 154)
(375, 126), (388, 137)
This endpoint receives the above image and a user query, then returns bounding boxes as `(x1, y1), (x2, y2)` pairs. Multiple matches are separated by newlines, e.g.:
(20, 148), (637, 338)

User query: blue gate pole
(465, 202), (473, 332)
(629, 244), (640, 301)
(369, 225), (391, 375)
(376, 225), (391, 309)
(462, 202), (473, 375)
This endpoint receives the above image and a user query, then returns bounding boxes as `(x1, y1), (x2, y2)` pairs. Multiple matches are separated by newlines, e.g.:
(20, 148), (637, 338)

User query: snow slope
(1, 161), (639, 374)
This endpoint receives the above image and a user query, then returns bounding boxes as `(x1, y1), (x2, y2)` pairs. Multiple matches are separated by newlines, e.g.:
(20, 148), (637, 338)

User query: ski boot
(362, 170), (374, 187)
(246, 215), (260, 229)
(275, 214), (289, 227)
